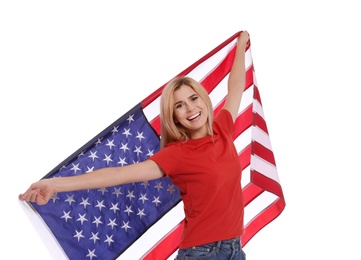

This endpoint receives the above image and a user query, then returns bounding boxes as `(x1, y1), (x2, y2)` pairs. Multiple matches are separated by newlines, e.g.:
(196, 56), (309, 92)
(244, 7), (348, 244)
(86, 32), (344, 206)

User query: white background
(1, 1), (360, 259)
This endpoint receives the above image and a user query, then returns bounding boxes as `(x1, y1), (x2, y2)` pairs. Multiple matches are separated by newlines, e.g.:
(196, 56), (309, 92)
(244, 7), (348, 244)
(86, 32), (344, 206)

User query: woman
(19, 31), (250, 260)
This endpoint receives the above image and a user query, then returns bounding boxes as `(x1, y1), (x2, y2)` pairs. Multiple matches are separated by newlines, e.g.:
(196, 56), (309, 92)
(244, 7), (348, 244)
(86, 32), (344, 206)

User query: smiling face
(173, 84), (209, 139)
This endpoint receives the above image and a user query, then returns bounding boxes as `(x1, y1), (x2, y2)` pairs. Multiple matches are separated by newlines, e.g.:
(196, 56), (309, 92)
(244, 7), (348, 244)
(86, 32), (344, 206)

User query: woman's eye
(191, 96), (198, 101)
(175, 103), (184, 109)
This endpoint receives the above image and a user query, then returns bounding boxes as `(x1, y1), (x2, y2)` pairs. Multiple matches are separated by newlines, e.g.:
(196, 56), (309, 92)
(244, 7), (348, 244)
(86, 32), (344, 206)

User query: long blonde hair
(159, 76), (214, 148)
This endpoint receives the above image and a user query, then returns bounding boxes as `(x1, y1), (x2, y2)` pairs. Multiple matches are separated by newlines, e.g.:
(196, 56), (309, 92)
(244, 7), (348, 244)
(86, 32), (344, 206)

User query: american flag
(26, 31), (285, 259)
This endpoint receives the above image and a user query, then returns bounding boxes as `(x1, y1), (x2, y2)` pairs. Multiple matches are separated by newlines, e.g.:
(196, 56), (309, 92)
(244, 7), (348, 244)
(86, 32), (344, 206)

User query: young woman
(19, 31), (250, 260)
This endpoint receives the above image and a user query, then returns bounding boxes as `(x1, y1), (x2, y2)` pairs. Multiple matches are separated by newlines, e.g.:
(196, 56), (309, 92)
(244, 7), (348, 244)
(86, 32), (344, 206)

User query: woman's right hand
(19, 179), (56, 205)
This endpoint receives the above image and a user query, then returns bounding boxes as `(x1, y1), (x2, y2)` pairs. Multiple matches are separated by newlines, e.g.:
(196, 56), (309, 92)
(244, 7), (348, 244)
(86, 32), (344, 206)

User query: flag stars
(111, 125), (119, 135)
(105, 139), (116, 150)
(107, 218), (118, 230)
(154, 181), (164, 192)
(146, 149), (155, 157)
(167, 184), (176, 194)
(127, 114), (135, 124)
(110, 203), (120, 214)
(152, 196), (161, 206)
(112, 187), (122, 198)
(86, 166), (95, 173)
(86, 249), (97, 260)
(80, 197), (91, 209)
(104, 234), (114, 246)
(133, 145), (143, 156)
(50, 193), (60, 203)
(92, 216), (103, 227)
(124, 205), (134, 216)
(137, 208), (146, 219)
(76, 213), (88, 225)
(89, 232), (100, 244)
(138, 193), (149, 204)
(122, 128), (132, 138)
(119, 142), (130, 152)
(88, 151), (99, 162)
(95, 200), (106, 211)
(135, 131), (145, 141)
(73, 230), (85, 242)
(121, 221), (131, 232)
(95, 138), (103, 146)
(70, 163), (81, 174)
(141, 181), (150, 188)
(117, 157), (128, 166)
(103, 154), (113, 165)
(61, 211), (72, 222)
(97, 188), (108, 195)
(65, 194), (76, 206)
(126, 190), (136, 201)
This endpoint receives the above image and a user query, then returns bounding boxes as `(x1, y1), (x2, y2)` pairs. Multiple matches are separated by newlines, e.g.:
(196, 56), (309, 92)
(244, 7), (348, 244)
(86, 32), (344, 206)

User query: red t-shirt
(149, 109), (244, 248)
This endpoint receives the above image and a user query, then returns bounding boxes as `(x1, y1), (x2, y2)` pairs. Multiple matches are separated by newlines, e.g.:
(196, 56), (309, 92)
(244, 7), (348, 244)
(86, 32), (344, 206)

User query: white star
(86, 166), (95, 173)
(137, 208), (146, 219)
(77, 151), (85, 158)
(135, 131), (145, 141)
(73, 230), (84, 242)
(76, 213), (88, 225)
(88, 151), (99, 162)
(70, 163), (81, 174)
(112, 187), (122, 198)
(89, 232), (100, 244)
(138, 193), (149, 204)
(104, 234), (114, 246)
(117, 157), (127, 166)
(95, 138), (103, 146)
(107, 218), (118, 230)
(119, 142), (130, 152)
(152, 196), (161, 206)
(61, 211), (72, 222)
(50, 193), (60, 203)
(127, 114), (135, 124)
(103, 154), (113, 165)
(80, 197), (91, 209)
(110, 203), (120, 214)
(86, 249), (97, 260)
(95, 200), (106, 211)
(167, 184), (176, 194)
(126, 190), (135, 201)
(105, 139), (116, 150)
(97, 188), (108, 195)
(111, 125), (119, 135)
(92, 216), (103, 227)
(65, 194), (76, 206)
(121, 221), (131, 232)
(122, 128), (132, 138)
(141, 181), (150, 188)
(133, 146), (143, 156)
(146, 149), (155, 157)
(124, 205), (134, 216)
(154, 181), (164, 192)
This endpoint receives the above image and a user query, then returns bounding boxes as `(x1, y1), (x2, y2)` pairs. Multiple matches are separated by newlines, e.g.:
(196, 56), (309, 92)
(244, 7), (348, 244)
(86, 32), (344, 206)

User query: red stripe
(252, 141), (276, 166)
(251, 170), (285, 199)
(142, 221), (184, 260)
(241, 198), (286, 246)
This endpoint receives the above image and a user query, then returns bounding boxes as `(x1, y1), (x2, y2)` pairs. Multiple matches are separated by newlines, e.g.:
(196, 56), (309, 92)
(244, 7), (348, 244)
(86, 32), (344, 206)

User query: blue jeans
(175, 237), (246, 260)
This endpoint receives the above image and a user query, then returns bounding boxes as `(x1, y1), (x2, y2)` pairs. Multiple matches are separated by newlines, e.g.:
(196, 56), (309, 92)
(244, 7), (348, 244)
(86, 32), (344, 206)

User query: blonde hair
(159, 76), (214, 148)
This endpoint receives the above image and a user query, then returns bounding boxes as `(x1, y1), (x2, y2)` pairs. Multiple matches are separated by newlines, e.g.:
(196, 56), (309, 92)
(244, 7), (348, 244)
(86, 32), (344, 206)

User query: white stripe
(251, 154), (280, 183)
(243, 190), (278, 227)
(143, 95), (160, 123)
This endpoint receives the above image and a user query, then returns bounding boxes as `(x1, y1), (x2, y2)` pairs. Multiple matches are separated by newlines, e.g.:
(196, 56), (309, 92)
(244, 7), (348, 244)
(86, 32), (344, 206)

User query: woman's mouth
(187, 112), (201, 121)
